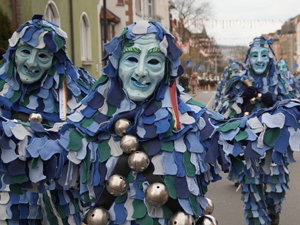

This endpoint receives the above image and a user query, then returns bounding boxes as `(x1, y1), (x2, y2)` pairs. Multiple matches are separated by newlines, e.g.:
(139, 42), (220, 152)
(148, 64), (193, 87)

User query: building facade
(101, 0), (170, 61)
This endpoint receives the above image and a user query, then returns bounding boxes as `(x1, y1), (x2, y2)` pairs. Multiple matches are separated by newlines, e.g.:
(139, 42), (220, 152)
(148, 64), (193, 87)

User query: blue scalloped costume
(0, 22), (300, 225)
(217, 37), (296, 120)
(0, 15), (95, 126)
(277, 58), (300, 99)
(212, 59), (245, 112)
(0, 15), (95, 225)
(215, 36), (300, 224)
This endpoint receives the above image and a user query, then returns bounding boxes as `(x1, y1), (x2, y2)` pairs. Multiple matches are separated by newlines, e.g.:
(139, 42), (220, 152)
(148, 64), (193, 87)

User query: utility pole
(103, 0), (107, 45)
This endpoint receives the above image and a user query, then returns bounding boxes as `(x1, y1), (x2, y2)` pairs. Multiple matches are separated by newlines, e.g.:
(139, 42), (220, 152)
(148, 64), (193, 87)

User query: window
(44, 1), (60, 26)
(148, 0), (153, 18)
(80, 13), (92, 63)
(135, 0), (142, 16)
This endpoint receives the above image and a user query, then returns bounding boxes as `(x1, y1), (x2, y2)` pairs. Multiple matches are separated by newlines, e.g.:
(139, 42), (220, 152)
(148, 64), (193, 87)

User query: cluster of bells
(243, 79), (262, 117)
(243, 92), (262, 116)
(83, 118), (218, 225)
(12, 112), (44, 123)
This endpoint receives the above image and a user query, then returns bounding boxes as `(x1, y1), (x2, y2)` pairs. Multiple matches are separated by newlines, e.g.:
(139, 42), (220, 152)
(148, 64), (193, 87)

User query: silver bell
(202, 197), (214, 215)
(197, 215), (218, 225)
(28, 113), (43, 123)
(250, 97), (256, 104)
(256, 93), (262, 101)
(86, 207), (109, 225)
(243, 111), (250, 116)
(106, 174), (128, 196)
(120, 135), (139, 154)
(128, 151), (150, 172)
(114, 118), (132, 137)
(169, 211), (195, 225)
(145, 182), (169, 206)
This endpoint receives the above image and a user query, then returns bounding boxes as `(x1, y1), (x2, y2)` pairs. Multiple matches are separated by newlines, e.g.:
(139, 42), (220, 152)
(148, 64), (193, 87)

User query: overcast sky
(206, 0), (300, 46)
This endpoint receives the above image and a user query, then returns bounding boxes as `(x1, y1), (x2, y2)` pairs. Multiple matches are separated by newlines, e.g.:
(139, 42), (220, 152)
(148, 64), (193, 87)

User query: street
(190, 88), (300, 225)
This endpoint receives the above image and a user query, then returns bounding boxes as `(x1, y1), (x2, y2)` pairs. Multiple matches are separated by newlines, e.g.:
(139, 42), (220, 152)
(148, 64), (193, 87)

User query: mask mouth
(131, 77), (151, 88)
(24, 65), (40, 75)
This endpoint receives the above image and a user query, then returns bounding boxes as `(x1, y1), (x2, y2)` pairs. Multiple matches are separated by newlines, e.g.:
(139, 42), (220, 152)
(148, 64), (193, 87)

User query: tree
(169, 0), (211, 43)
(0, 8), (13, 49)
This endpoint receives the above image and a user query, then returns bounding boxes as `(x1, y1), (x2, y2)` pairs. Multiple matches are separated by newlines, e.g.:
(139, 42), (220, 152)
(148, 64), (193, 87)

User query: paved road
(189, 88), (300, 225)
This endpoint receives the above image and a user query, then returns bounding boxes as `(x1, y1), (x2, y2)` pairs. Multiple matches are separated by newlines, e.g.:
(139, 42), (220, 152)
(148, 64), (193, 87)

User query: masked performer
(277, 58), (300, 98)
(0, 14), (95, 224)
(216, 36), (300, 225)
(212, 59), (244, 112)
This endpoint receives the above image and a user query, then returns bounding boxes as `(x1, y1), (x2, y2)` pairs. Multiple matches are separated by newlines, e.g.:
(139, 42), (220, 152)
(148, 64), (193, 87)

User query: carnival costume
(212, 59), (244, 112)
(215, 36), (299, 224)
(0, 15), (95, 225)
(277, 58), (300, 99)
(217, 37), (295, 119)
(0, 22), (300, 225)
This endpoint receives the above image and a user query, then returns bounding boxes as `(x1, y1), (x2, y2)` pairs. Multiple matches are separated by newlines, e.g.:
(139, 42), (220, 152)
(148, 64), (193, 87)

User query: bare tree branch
(170, 0), (211, 24)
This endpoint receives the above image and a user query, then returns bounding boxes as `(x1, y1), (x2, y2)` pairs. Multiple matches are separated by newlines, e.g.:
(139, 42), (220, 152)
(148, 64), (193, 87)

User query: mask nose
(257, 53), (262, 63)
(26, 49), (38, 67)
(134, 58), (148, 79)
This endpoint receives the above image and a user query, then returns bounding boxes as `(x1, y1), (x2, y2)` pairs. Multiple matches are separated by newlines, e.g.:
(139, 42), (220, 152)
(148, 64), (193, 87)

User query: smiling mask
(249, 46), (269, 75)
(118, 34), (166, 102)
(277, 59), (288, 76)
(15, 41), (53, 84)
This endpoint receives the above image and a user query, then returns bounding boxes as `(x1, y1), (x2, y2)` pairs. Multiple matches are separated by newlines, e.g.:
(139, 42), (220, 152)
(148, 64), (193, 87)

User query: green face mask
(249, 46), (270, 74)
(277, 60), (288, 76)
(15, 42), (53, 84)
(118, 34), (166, 102)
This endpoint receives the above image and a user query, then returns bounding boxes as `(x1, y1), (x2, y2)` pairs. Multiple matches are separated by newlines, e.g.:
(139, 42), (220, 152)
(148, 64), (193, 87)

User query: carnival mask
(249, 46), (270, 75)
(277, 60), (288, 76)
(15, 42), (53, 84)
(118, 34), (166, 102)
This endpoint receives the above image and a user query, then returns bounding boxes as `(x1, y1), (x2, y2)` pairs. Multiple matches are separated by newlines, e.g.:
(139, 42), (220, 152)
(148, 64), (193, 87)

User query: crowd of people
(0, 15), (300, 225)
(178, 72), (220, 94)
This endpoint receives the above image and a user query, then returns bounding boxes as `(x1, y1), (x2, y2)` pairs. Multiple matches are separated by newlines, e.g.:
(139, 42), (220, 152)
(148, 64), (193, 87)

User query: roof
(100, 7), (121, 23)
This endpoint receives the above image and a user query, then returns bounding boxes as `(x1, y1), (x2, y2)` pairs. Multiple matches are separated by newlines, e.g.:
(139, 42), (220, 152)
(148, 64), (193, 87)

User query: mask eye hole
(148, 59), (159, 65)
(21, 49), (30, 55)
(38, 53), (50, 59)
(127, 57), (138, 63)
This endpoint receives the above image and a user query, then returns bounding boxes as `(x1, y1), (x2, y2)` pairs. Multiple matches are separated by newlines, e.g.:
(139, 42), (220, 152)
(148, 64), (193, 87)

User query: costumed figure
(0, 15), (95, 224)
(217, 37), (296, 119)
(178, 73), (189, 93)
(277, 58), (300, 98)
(1, 22), (300, 225)
(212, 59), (244, 111)
(216, 36), (299, 225)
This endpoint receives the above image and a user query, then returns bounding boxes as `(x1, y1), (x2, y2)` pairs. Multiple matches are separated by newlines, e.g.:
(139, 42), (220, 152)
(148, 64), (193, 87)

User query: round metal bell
(86, 207), (109, 225)
(106, 174), (128, 196)
(196, 215), (218, 225)
(256, 93), (262, 101)
(120, 135), (139, 154)
(128, 151), (150, 172)
(28, 113), (43, 123)
(243, 111), (250, 116)
(145, 182), (169, 206)
(202, 197), (214, 215)
(169, 211), (195, 225)
(114, 119), (132, 137)
(250, 97), (256, 104)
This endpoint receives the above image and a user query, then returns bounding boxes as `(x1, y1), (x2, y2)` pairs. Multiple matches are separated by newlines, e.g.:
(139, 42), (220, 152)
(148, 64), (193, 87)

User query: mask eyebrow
(147, 47), (161, 54)
(121, 47), (141, 56)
